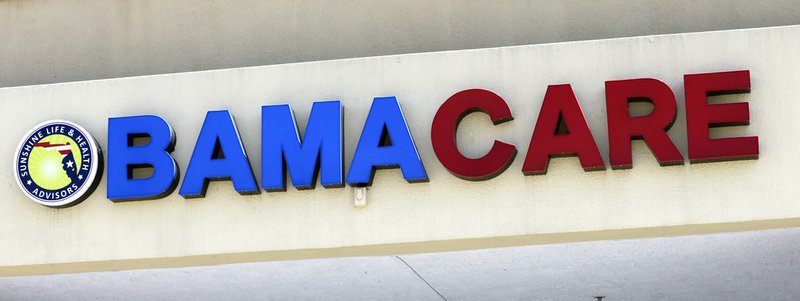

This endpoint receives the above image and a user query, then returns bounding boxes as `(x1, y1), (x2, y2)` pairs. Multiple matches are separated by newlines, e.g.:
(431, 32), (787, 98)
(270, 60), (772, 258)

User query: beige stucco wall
(1, 26), (799, 275)
(2, 0), (800, 88)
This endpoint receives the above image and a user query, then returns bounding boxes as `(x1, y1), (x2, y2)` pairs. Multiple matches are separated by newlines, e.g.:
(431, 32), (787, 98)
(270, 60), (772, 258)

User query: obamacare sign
(14, 70), (758, 208)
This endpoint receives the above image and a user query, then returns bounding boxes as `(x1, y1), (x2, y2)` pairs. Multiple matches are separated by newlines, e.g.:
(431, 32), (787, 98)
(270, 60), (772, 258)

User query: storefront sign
(14, 71), (757, 207)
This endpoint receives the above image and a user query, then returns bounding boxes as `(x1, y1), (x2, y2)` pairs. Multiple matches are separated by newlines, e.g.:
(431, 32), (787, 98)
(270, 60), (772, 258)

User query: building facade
(1, 1), (800, 300)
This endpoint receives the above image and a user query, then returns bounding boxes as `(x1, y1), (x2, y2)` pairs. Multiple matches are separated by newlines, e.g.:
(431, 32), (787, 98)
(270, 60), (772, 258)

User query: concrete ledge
(3, 217), (799, 277)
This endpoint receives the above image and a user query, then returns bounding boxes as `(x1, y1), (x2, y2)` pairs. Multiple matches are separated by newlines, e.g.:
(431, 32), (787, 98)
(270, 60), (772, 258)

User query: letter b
(107, 115), (178, 201)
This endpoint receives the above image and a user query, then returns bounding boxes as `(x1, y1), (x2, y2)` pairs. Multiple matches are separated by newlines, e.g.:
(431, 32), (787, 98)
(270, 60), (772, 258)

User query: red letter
(431, 89), (516, 180)
(685, 70), (758, 163)
(606, 78), (684, 169)
(523, 84), (604, 175)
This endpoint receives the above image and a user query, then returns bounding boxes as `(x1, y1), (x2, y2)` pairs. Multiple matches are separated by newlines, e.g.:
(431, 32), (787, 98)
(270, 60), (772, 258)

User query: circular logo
(14, 120), (102, 207)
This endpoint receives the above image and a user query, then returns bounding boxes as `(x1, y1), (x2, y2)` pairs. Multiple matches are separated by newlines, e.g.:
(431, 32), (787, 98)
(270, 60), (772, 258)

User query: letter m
(262, 101), (343, 191)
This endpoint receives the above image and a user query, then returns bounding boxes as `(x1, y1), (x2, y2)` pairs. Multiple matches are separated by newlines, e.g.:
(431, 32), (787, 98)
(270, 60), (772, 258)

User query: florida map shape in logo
(14, 120), (102, 207)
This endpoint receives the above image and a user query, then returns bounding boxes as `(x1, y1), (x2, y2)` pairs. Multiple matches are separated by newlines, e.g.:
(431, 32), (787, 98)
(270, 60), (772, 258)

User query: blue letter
(179, 110), (259, 198)
(346, 97), (428, 185)
(107, 115), (178, 201)
(262, 101), (343, 191)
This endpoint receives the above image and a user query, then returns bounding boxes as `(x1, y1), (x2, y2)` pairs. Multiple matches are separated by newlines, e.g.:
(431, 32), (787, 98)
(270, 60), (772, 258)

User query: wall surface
(3, 228), (800, 300)
(2, 0), (800, 88)
(0, 26), (799, 275)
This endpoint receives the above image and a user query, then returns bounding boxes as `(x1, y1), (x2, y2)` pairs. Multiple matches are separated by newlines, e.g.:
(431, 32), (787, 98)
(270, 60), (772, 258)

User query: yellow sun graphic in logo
(27, 134), (82, 190)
